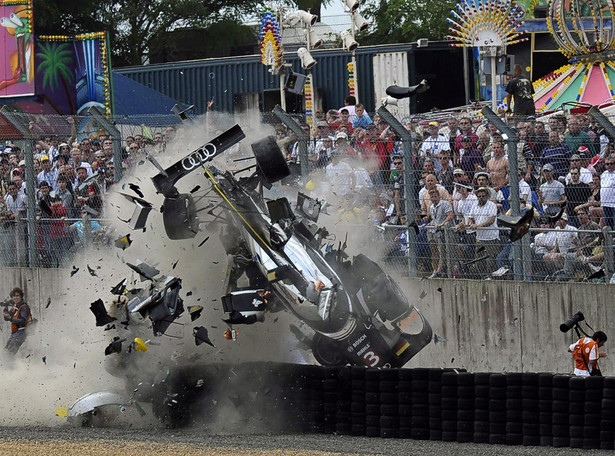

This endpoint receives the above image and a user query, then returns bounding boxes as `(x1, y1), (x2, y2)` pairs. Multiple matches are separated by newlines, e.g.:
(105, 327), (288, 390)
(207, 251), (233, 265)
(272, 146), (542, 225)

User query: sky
(320, 1), (352, 32)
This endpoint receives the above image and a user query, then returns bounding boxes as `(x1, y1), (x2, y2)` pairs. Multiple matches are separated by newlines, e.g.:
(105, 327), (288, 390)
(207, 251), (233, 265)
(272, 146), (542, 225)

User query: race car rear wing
(151, 125), (246, 197)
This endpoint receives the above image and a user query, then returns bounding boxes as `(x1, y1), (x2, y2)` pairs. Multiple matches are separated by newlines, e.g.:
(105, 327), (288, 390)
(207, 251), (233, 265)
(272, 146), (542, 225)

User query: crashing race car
(129, 124), (433, 368)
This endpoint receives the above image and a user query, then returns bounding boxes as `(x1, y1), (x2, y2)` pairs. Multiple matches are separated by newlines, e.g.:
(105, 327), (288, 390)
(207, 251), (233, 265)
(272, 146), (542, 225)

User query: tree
(33, 0), (264, 66)
(360, 0), (457, 46)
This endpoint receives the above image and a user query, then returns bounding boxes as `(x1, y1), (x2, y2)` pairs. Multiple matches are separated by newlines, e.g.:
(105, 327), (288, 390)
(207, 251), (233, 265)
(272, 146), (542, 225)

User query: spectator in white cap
(538, 163), (566, 216)
(564, 152), (593, 184)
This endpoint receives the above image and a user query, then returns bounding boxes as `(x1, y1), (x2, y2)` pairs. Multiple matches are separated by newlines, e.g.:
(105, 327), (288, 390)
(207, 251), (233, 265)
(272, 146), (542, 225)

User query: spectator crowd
(0, 102), (614, 282)
(273, 98), (615, 281)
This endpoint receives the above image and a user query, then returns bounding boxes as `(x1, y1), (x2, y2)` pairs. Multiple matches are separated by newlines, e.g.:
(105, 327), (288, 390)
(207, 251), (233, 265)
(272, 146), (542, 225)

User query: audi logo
(181, 143), (217, 171)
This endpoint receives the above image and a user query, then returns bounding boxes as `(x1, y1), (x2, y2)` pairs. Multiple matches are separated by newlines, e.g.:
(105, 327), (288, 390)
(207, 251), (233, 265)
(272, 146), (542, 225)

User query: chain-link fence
(1, 105), (615, 283)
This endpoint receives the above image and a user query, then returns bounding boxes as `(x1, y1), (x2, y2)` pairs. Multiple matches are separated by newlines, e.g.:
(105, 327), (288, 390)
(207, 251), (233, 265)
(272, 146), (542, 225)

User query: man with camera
(568, 331), (608, 376)
(2, 287), (31, 356)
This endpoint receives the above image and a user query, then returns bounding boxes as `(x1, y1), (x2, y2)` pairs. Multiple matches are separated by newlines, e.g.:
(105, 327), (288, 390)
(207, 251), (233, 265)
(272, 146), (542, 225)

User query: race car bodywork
(144, 125), (432, 368)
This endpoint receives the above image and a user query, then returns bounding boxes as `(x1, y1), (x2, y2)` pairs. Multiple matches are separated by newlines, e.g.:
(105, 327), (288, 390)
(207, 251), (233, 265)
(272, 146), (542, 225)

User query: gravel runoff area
(0, 428), (607, 456)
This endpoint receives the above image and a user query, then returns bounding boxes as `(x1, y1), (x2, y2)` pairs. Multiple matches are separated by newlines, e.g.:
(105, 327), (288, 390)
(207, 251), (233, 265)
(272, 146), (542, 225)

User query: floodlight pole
(350, 16), (359, 103)
(278, 8), (287, 111)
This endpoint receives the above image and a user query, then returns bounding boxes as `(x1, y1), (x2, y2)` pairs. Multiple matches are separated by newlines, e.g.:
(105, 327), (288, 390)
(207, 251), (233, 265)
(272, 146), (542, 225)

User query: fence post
(272, 105), (310, 178)
(88, 106), (123, 182)
(481, 107), (523, 281)
(377, 106), (418, 277)
(588, 106), (615, 140)
(604, 227), (614, 279)
(0, 107), (38, 267)
(444, 226), (454, 278)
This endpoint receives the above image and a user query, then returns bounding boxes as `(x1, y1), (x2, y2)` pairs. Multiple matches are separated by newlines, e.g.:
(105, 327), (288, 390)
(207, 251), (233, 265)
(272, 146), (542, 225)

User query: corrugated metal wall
(116, 42), (458, 115)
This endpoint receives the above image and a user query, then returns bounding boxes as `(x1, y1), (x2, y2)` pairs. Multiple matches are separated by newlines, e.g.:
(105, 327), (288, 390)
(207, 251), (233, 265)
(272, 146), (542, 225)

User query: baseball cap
(316, 121), (328, 128)
(41, 155), (50, 162)
(428, 121), (439, 127)
(335, 132), (348, 141)
(570, 154), (581, 160)
(561, 212), (568, 221)
(475, 171), (490, 180)
(18, 160), (25, 167)
(543, 163), (554, 172)
(453, 168), (465, 176)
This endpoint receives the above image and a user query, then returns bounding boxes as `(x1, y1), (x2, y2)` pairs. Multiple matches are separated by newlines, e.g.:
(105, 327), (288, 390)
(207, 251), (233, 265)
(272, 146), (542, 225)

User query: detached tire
(251, 136), (290, 185)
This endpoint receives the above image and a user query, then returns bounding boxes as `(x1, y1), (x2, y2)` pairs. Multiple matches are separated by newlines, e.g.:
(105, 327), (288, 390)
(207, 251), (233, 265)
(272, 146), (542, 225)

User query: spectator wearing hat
(564, 116), (594, 156)
(601, 155), (615, 228)
(458, 134), (484, 180)
(564, 152), (593, 185)
(331, 108), (354, 134)
(454, 181), (478, 276)
(468, 186), (500, 274)
(538, 163), (566, 216)
(588, 154), (604, 176)
(352, 104), (373, 129)
(420, 121), (450, 174)
(541, 130), (571, 180)
(452, 168), (472, 213)
(37, 155), (59, 192)
(325, 147), (356, 197)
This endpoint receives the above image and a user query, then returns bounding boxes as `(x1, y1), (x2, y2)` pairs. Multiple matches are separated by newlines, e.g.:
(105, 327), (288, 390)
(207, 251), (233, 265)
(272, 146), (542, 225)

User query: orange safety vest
(10, 303), (31, 333)
(572, 337), (597, 371)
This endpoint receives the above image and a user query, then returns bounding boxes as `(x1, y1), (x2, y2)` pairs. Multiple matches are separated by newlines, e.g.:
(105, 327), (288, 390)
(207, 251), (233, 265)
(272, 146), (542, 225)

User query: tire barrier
(147, 362), (615, 449)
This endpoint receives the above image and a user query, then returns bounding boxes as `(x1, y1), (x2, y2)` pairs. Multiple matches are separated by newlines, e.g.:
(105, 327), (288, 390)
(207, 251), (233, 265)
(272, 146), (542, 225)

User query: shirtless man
(486, 141), (509, 191)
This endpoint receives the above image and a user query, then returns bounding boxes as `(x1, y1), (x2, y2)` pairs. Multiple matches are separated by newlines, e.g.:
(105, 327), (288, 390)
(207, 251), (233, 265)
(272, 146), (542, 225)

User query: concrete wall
(3, 267), (613, 375)
(402, 277), (615, 375)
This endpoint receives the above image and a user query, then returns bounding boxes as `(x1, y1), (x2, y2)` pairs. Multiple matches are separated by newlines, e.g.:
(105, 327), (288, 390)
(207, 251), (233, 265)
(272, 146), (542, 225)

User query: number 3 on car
(363, 350), (381, 367)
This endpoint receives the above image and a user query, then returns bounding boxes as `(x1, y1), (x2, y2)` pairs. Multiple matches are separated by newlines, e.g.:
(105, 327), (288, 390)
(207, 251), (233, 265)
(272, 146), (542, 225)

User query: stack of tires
(440, 371), (458, 442)
(552, 374), (571, 447)
(456, 372), (475, 443)
(322, 366), (340, 434)
(427, 369), (445, 441)
(538, 373), (554, 446)
(505, 372), (524, 445)
(410, 368), (430, 439)
(307, 365), (325, 433)
(601, 377), (615, 449)
(568, 376), (587, 448)
(398, 369), (413, 439)
(335, 367), (352, 435)
(350, 366), (366, 436)
(379, 368), (400, 438)
(581, 376), (603, 449)
(488, 373), (507, 444)
(285, 364), (310, 432)
(473, 373), (491, 444)
(365, 369), (381, 437)
(521, 372), (540, 446)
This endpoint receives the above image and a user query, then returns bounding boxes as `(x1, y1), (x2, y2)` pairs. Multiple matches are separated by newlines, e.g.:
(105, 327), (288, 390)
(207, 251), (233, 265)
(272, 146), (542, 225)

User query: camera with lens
(560, 311), (584, 333)
(0, 298), (14, 308)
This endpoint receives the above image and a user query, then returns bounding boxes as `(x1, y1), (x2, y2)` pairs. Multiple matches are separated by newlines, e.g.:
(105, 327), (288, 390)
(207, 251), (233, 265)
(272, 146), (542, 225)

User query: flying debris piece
(105, 336), (126, 355)
(42, 356), (47, 365)
(223, 328), (238, 341)
(546, 206), (566, 225)
(134, 338), (148, 352)
(126, 261), (160, 282)
(188, 306), (203, 321)
(196, 379), (205, 388)
(55, 408), (68, 419)
(172, 259), (179, 269)
(90, 299), (117, 326)
(273, 317), (279, 323)
(128, 183), (144, 198)
(492, 267), (510, 277)
(228, 394), (243, 408)
(111, 278), (128, 296)
(197, 237), (210, 248)
(497, 209), (534, 242)
(186, 291), (193, 297)
(194, 326), (214, 347)
(128, 276), (184, 335)
(115, 234), (133, 250)
(104, 324), (116, 331)
(419, 291), (427, 299)
(190, 185), (201, 194)
(82, 204), (100, 217)
(587, 269), (606, 280)
(77, 171), (101, 192)
(39, 199), (53, 217)
(433, 334), (448, 344)
(385, 80), (430, 99)
(461, 255), (489, 266)
(120, 193), (154, 231)
(70, 266), (79, 277)
(87, 265), (98, 277)
(45, 297), (52, 309)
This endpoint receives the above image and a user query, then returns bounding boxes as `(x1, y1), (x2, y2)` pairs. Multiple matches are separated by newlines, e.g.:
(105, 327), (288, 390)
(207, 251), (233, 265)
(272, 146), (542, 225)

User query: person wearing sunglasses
(601, 158), (615, 228)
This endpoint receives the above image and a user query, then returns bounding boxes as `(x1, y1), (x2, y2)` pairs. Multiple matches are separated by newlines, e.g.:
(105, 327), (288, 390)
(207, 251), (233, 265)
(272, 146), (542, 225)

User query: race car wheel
(251, 136), (290, 185)
(312, 334), (346, 367)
